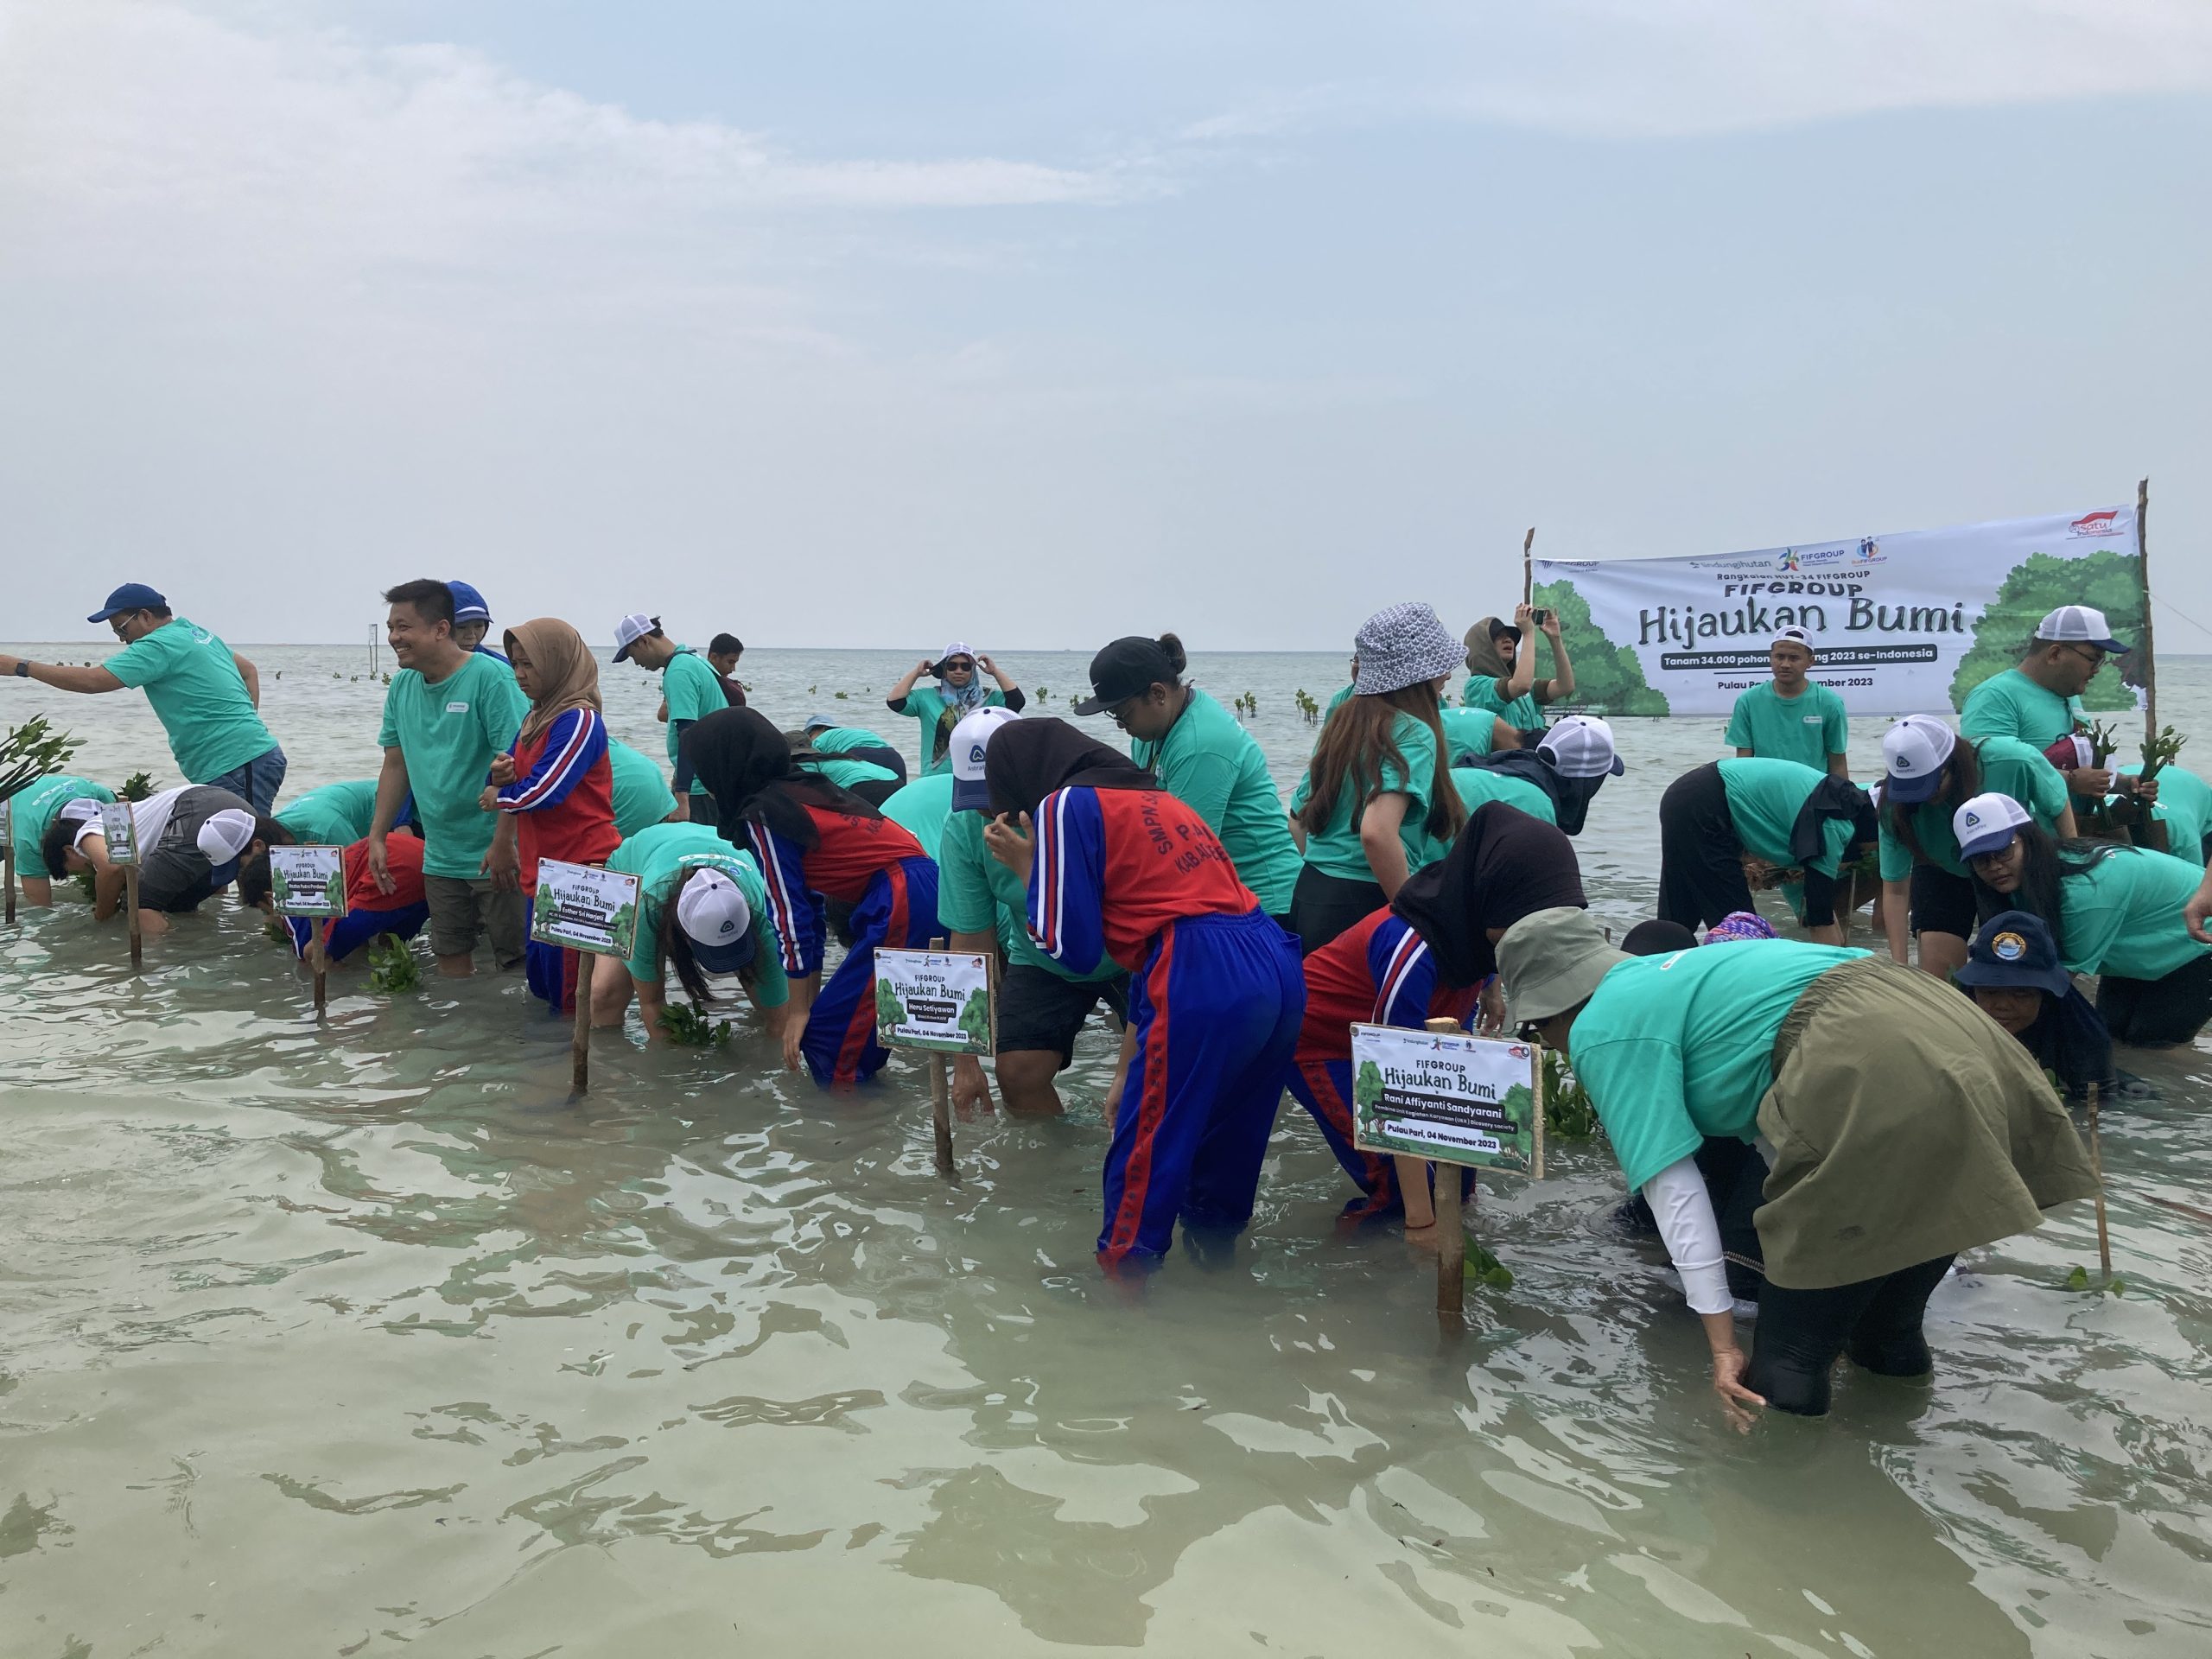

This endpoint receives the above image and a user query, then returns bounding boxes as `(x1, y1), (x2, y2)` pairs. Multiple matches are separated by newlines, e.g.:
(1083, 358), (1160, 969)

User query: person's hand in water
(1710, 1341), (1766, 1433)
(982, 812), (1035, 884)
(780, 1014), (807, 1074)
(952, 1053), (996, 1116)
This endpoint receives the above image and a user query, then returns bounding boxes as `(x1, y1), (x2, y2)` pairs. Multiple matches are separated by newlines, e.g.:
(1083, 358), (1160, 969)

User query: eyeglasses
(108, 613), (140, 638)
(2060, 644), (2105, 670)
(943, 658), (976, 674)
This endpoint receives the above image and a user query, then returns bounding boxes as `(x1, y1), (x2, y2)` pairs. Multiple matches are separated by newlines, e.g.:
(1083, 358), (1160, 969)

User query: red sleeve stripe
(1374, 926), (1428, 1026)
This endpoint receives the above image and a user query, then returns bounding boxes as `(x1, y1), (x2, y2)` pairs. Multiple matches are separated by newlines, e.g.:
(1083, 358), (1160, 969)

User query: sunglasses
(108, 612), (142, 637)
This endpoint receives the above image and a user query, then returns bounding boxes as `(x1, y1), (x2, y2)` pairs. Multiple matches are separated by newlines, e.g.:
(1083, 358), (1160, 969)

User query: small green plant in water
(118, 771), (154, 802)
(0, 715), (83, 804)
(74, 869), (97, 904)
(1471, 1242), (1514, 1291)
(658, 1002), (733, 1047)
(1294, 690), (1320, 726)
(2064, 1265), (2125, 1295)
(366, 934), (421, 994)
(263, 911), (291, 946)
(1541, 1047), (1600, 1140)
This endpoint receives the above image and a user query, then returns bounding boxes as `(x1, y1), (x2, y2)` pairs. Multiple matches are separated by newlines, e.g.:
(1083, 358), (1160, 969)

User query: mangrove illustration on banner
(1529, 504), (2148, 719)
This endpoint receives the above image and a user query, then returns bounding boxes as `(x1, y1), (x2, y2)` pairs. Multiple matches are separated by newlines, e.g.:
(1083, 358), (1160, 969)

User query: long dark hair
(661, 863), (757, 1009)
(41, 813), (75, 880)
(1967, 821), (2123, 959)
(1888, 740), (1983, 867)
(1298, 680), (1465, 844)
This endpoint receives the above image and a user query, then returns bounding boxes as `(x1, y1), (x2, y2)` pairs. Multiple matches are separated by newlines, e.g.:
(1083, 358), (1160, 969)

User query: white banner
(270, 846), (348, 918)
(1529, 505), (2148, 719)
(874, 947), (995, 1055)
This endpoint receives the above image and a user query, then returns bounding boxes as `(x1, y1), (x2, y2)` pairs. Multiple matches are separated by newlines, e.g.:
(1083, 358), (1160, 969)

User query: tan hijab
(1463, 616), (1514, 681)
(505, 618), (603, 747)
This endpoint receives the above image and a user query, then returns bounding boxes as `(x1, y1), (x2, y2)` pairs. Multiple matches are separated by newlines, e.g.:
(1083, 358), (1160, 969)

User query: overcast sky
(3, 1), (2207, 649)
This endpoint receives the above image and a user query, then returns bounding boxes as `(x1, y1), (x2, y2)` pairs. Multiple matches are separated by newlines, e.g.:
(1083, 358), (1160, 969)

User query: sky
(2, 0), (2208, 649)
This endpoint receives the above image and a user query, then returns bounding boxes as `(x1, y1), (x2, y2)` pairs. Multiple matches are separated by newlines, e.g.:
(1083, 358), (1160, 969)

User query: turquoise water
(2, 644), (2208, 1656)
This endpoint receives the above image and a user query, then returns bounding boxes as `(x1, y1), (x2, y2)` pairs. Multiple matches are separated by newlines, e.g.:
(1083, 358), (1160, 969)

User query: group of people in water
(5, 582), (2202, 1421)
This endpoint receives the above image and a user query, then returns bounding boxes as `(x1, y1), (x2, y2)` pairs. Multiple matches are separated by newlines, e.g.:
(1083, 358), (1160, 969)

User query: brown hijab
(505, 618), (603, 747)
(1462, 615), (1514, 682)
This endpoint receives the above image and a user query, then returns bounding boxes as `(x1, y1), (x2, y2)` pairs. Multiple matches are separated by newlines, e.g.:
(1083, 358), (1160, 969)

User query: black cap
(1072, 637), (1178, 716)
(1955, 910), (2072, 998)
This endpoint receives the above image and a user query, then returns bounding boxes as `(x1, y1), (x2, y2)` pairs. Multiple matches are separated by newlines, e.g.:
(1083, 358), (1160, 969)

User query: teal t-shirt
(2119, 763), (2212, 868)
(375, 653), (529, 879)
(1958, 669), (2085, 751)
(1460, 674), (1541, 732)
(9, 774), (114, 875)
(103, 617), (276, 782)
(1725, 680), (1847, 772)
(607, 822), (787, 1005)
(1448, 766), (1556, 826)
(1438, 706), (1504, 764)
(896, 685), (1010, 778)
(880, 774), (953, 861)
(275, 779), (378, 847)
(662, 648), (725, 796)
(1293, 709), (1446, 884)
(2058, 849), (2212, 982)
(608, 740), (677, 837)
(937, 806), (1119, 982)
(809, 725), (890, 756)
(1570, 943), (1869, 1191)
(1130, 688), (1300, 915)
(1877, 737), (2070, 881)
(804, 754), (900, 794)
(1717, 756), (1854, 878)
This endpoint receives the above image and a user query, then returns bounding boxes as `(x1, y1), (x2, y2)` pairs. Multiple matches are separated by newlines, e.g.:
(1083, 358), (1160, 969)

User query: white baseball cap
(612, 613), (659, 663)
(1881, 715), (1958, 804)
(2034, 605), (2126, 653)
(950, 706), (1020, 811)
(675, 868), (757, 975)
(1953, 792), (2032, 860)
(1771, 626), (1815, 653)
(934, 641), (977, 673)
(1538, 715), (1625, 779)
(196, 809), (258, 874)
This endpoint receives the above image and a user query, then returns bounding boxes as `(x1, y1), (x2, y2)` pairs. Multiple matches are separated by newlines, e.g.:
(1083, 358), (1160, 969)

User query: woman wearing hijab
(1288, 602), (1469, 954)
(1957, 791), (2212, 1046)
(682, 707), (940, 1087)
(982, 718), (1304, 1274)
(1656, 755), (1876, 942)
(482, 619), (621, 1015)
(1287, 803), (1584, 1224)
(887, 643), (1025, 778)
(1875, 714), (2075, 981)
(1461, 602), (1574, 735)
(1956, 911), (2116, 1098)
(1458, 715), (1624, 836)
(1497, 907), (2094, 1419)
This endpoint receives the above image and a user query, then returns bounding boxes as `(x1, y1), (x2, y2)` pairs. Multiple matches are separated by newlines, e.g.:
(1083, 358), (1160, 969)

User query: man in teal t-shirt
(372, 580), (530, 976)
(0, 583), (285, 810)
(1726, 628), (1847, 777)
(613, 613), (728, 826)
(1960, 605), (2152, 814)
(6, 773), (116, 906)
(938, 708), (1128, 1116)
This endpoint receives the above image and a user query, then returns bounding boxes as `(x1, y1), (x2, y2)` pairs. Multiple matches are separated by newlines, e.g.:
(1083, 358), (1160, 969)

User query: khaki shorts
(423, 874), (526, 968)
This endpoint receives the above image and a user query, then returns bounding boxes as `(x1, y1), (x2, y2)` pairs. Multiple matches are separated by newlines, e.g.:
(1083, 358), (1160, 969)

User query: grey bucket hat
(1353, 601), (1465, 696)
(1497, 906), (1629, 1027)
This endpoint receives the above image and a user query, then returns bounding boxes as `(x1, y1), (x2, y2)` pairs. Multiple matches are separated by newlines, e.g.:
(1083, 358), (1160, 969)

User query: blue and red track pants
(802, 856), (941, 1088)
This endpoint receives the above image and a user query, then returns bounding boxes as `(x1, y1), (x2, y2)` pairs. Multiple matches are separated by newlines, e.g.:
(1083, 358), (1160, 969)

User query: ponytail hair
(1155, 632), (1187, 685)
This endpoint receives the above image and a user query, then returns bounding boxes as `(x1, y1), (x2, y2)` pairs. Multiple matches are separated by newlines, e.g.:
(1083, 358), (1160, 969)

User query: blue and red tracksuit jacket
(747, 804), (928, 978)
(1025, 786), (1257, 973)
(1295, 908), (1480, 1060)
(495, 709), (620, 893)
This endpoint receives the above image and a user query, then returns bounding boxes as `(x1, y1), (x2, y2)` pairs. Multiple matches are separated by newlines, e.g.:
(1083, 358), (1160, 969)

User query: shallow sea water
(3, 642), (2209, 1657)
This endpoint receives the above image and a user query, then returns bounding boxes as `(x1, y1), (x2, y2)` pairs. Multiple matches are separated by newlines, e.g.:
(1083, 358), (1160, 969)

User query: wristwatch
(13, 661), (27, 677)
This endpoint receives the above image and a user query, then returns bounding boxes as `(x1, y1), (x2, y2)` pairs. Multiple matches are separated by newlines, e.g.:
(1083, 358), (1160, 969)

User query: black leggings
(1657, 762), (1840, 930)
(1287, 865), (1385, 957)
(2096, 952), (2212, 1046)
(1746, 1254), (1955, 1416)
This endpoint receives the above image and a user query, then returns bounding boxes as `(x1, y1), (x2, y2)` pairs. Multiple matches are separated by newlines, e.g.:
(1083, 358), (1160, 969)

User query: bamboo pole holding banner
(1425, 1017), (1468, 1317)
(1521, 527), (1536, 607)
(2137, 478), (2155, 741)
(309, 927), (328, 1016)
(929, 936), (955, 1179)
(569, 950), (594, 1094)
(2087, 1079), (2113, 1279)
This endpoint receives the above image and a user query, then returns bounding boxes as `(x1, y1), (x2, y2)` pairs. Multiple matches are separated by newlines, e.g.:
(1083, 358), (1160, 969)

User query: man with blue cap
(0, 585), (286, 811)
(446, 582), (509, 664)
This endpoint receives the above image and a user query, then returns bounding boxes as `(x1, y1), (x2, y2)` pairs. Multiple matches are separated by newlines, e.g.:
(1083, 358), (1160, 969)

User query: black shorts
(998, 963), (1129, 1070)
(2096, 951), (2212, 1046)
(1909, 864), (1977, 939)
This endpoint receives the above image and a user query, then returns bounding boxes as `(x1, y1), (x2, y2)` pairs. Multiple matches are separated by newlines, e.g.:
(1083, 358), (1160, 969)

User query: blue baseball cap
(88, 582), (166, 622)
(1955, 911), (2072, 998)
(447, 581), (492, 624)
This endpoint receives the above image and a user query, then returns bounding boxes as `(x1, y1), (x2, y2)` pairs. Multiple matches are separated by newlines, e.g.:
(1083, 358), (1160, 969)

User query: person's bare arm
(1827, 753), (1850, 780)
(1497, 603), (1536, 702)
(1882, 877), (1910, 965)
(1532, 613), (1574, 703)
(0, 657), (124, 693)
(1357, 792), (1414, 898)
(232, 652), (262, 708)
(366, 747), (410, 894)
(1735, 747), (1756, 760)
(19, 875), (53, 907)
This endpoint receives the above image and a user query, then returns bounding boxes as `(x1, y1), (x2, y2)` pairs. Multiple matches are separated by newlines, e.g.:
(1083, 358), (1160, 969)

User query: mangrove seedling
(366, 934), (422, 994)
(2139, 724), (2187, 783)
(658, 1002), (734, 1047)
(0, 715), (83, 804)
(1541, 1047), (1601, 1141)
(1471, 1242), (1514, 1292)
(118, 771), (154, 802)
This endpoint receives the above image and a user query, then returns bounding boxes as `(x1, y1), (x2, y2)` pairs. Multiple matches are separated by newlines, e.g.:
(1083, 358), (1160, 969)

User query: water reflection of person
(1497, 907), (2094, 1421)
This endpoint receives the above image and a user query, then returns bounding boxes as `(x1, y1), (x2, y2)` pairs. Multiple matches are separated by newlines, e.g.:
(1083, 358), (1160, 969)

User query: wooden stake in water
(929, 935), (955, 1179)
(570, 950), (594, 1095)
(2087, 1078), (2112, 1278)
(1426, 1017), (1468, 1317)
(3, 833), (15, 925)
(1521, 526), (1537, 606)
(309, 927), (328, 1017)
(125, 865), (142, 973)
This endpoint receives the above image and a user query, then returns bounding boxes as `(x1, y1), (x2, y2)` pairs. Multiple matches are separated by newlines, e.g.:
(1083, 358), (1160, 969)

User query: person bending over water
(1657, 755), (1874, 944)
(240, 830), (431, 968)
(1459, 715), (1623, 837)
(1497, 906), (2094, 1420)
(8, 772), (115, 908)
(46, 785), (274, 935)
(983, 719), (1304, 1274)
(594, 820), (788, 1044)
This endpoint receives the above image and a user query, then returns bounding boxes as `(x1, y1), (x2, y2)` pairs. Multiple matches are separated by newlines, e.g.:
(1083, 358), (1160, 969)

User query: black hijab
(1461, 748), (1605, 836)
(680, 706), (881, 849)
(1391, 801), (1587, 986)
(1787, 775), (1875, 867)
(983, 718), (1152, 817)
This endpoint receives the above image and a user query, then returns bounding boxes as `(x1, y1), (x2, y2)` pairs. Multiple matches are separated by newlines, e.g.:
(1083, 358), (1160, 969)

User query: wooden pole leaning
(929, 935), (956, 1179)
(1426, 1016), (1468, 1317)
(2087, 1079), (2113, 1279)
(309, 928), (328, 1017)
(1521, 526), (1537, 607)
(3, 835), (14, 925)
(2137, 477), (2155, 743)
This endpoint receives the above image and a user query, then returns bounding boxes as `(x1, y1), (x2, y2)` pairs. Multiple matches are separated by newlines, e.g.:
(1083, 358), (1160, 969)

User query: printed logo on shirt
(446, 701), (470, 714)
(1802, 715), (1822, 723)
(1993, 931), (2026, 961)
